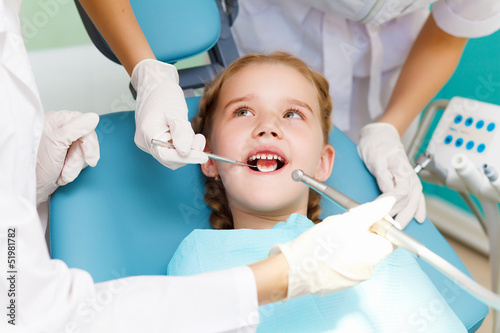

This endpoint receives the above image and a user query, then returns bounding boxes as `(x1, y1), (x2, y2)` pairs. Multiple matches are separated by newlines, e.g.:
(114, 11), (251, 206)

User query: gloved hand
(270, 197), (396, 300)
(358, 122), (426, 228)
(36, 110), (100, 206)
(131, 59), (208, 170)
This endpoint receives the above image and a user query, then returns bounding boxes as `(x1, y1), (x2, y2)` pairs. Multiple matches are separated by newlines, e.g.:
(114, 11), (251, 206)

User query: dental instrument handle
(151, 139), (251, 167)
(204, 153), (251, 167)
(291, 169), (422, 253)
(291, 169), (500, 310)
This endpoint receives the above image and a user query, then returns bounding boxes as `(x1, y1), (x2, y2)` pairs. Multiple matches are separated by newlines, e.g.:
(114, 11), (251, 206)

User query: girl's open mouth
(246, 153), (286, 172)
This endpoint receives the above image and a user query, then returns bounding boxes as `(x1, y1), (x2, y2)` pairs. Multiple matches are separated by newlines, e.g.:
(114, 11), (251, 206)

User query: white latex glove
(270, 197), (396, 300)
(131, 59), (208, 170)
(36, 110), (100, 206)
(358, 122), (426, 228)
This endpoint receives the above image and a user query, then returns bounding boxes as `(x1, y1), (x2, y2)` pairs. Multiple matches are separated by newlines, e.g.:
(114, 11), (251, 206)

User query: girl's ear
(314, 144), (335, 182)
(201, 144), (219, 177)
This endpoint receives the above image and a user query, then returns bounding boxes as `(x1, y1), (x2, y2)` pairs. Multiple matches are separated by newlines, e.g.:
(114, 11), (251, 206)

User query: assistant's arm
(77, 0), (208, 169)
(378, 13), (468, 136)
(358, 13), (468, 228)
(78, 0), (154, 75)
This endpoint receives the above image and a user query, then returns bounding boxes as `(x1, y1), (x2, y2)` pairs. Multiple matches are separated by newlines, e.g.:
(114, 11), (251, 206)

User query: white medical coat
(232, 0), (500, 142)
(0, 2), (259, 332)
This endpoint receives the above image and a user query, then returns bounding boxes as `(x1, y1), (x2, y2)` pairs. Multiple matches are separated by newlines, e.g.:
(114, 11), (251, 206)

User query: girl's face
(202, 63), (334, 227)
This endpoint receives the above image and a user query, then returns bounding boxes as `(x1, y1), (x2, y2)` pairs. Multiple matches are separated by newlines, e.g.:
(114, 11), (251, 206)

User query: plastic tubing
(291, 169), (500, 310)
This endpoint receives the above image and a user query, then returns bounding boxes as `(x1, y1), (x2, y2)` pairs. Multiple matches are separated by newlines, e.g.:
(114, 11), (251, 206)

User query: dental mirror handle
(151, 139), (251, 167)
(291, 169), (500, 310)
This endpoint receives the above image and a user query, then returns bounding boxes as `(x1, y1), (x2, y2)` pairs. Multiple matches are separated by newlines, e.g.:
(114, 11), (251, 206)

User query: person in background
(231, 0), (500, 228)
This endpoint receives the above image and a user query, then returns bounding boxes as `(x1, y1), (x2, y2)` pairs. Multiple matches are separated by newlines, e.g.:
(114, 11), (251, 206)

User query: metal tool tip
(291, 169), (304, 182)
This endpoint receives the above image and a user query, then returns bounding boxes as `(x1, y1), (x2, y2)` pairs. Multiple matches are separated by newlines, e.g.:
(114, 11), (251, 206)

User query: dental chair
(50, 1), (488, 331)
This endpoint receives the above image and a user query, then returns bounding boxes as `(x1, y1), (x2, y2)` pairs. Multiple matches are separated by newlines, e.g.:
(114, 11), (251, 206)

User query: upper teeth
(248, 154), (283, 161)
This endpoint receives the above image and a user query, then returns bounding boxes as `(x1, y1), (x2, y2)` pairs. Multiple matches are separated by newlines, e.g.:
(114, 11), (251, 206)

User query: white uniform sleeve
(432, 0), (500, 38)
(0, 195), (259, 333)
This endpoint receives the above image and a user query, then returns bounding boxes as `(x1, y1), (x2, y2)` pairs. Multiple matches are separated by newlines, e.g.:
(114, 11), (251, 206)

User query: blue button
(465, 117), (473, 126)
(444, 135), (453, 144)
(477, 143), (486, 153)
(487, 123), (496, 132)
(476, 120), (484, 129)
(454, 115), (463, 124)
(466, 141), (475, 150)
(455, 138), (463, 147)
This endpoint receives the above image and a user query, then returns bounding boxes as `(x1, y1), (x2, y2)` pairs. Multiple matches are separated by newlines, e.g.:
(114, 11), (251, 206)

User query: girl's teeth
(257, 164), (277, 172)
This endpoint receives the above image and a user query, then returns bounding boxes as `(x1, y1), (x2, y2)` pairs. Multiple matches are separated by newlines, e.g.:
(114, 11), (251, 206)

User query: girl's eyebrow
(285, 98), (313, 114)
(224, 94), (255, 109)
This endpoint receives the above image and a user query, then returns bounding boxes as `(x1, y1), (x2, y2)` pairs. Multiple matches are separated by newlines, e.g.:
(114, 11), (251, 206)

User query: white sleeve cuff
(229, 266), (260, 332)
(432, 1), (500, 38)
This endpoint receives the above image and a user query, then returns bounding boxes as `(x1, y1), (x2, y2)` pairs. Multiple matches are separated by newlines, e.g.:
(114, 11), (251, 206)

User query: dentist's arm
(358, 14), (467, 228)
(2, 194), (393, 331)
(378, 14), (468, 135)
(78, 0), (208, 170)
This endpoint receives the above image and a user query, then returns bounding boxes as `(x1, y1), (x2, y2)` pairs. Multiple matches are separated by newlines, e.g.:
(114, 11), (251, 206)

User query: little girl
(168, 52), (465, 332)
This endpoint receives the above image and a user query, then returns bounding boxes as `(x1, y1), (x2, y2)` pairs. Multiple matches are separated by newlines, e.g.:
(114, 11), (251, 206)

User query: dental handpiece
(292, 169), (500, 310)
(151, 139), (251, 167)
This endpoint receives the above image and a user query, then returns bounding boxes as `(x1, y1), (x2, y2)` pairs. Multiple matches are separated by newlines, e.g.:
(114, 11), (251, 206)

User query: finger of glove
(57, 132), (99, 186)
(328, 197), (396, 233)
(393, 203), (417, 229)
(388, 174), (423, 228)
(191, 134), (206, 152)
(414, 193), (427, 223)
(168, 118), (196, 156)
(155, 148), (208, 170)
(79, 131), (100, 167)
(377, 180), (414, 228)
(390, 187), (425, 228)
(359, 151), (396, 193)
(50, 112), (99, 146)
(58, 141), (87, 186)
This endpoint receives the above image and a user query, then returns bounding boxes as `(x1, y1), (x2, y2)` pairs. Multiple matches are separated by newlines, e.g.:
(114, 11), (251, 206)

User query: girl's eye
(235, 108), (254, 117)
(283, 110), (303, 119)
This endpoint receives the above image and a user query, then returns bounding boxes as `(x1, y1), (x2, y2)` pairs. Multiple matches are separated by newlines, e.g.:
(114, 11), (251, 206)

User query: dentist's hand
(270, 197), (396, 301)
(358, 122), (426, 228)
(131, 59), (208, 170)
(36, 110), (100, 206)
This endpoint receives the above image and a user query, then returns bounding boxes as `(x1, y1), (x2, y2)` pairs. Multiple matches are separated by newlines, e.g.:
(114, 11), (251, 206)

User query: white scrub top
(0, 0), (43, 204)
(232, 0), (500, 142)
(0, 2), (259, 332)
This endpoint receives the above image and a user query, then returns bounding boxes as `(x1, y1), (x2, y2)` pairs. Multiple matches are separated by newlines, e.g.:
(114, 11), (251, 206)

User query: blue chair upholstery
(50, 97), (488, 332)
(58, 0), (487, 330)
(74, 0), (239, 89)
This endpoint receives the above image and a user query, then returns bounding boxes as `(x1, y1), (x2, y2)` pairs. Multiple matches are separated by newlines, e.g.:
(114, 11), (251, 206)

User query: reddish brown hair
(192, 52), (333, 229)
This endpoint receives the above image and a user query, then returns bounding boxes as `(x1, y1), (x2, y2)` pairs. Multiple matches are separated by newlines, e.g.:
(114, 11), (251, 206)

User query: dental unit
(292, 169), (500, 311)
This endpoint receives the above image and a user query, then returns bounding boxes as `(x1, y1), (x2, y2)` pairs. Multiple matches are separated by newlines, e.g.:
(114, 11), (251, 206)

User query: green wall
(20, 0), (91, 51)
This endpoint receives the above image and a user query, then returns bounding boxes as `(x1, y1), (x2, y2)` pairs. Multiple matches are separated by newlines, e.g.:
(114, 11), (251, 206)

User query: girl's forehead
(220, 63), (318, 100)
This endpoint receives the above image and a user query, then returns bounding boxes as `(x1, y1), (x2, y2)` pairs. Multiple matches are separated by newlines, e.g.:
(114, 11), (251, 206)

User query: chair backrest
(59, 2), (488, 330)
(50, 97), (488, 331)
(74, 0), (239, 89)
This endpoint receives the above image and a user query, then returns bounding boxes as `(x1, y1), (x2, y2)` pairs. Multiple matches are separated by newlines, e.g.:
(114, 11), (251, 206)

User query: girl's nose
(252, 113), (283, 139)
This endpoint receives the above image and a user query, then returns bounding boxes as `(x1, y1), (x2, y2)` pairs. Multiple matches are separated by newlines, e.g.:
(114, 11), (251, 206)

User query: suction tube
(292, 169), (500, 310)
